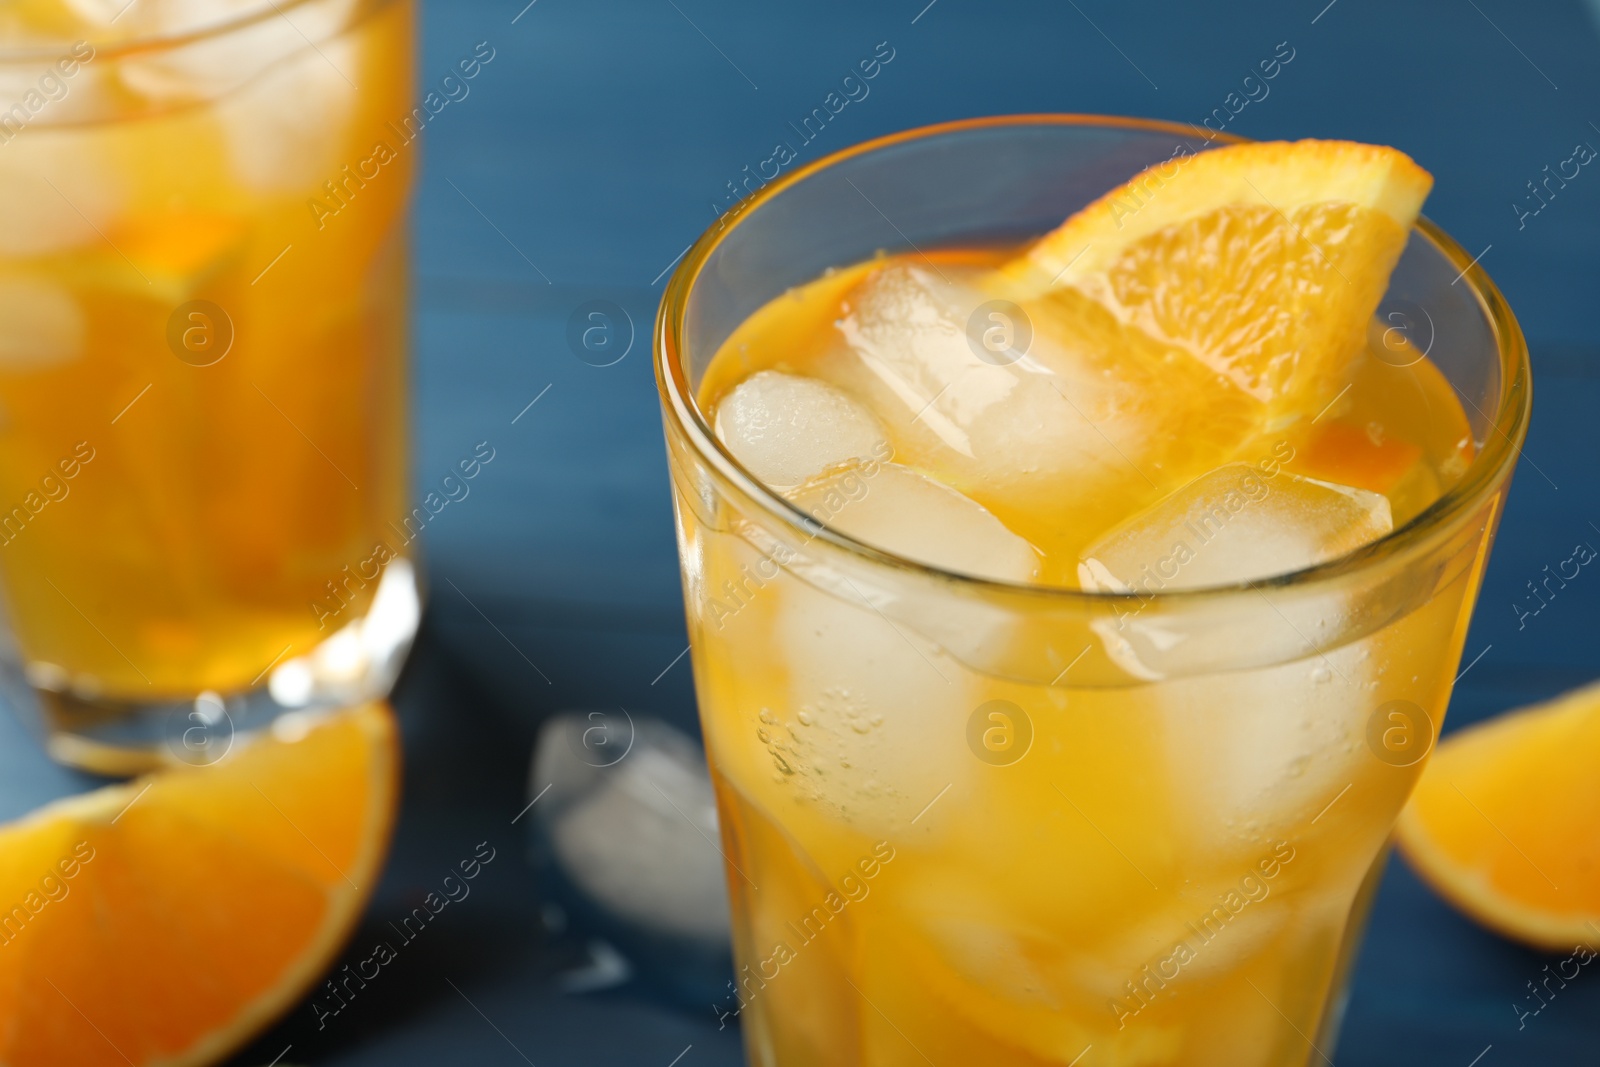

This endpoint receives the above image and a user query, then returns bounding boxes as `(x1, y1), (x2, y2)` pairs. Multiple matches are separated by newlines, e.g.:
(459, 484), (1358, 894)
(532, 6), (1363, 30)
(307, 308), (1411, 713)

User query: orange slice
(1397, 682), (1600, 950)
(1009, 139), (1432, 419)
(0, 700), (398, 1066)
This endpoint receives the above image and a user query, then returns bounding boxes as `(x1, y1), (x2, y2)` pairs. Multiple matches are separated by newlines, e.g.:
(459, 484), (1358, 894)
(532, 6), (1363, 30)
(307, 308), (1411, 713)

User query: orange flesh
(1399, 683), (1600, 951)
(0, 701), (397, 1067)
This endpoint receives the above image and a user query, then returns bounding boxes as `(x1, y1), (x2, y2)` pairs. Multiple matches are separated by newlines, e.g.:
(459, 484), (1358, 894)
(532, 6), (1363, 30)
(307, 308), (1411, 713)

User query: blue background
(5, 0), (1600, 1063)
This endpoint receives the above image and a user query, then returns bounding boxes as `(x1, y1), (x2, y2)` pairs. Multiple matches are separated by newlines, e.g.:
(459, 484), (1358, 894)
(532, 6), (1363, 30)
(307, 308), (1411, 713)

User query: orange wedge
(1010, 139), (1432, 418)
(0, 700), (398, 1066)
(1397, 682), (1600, 950)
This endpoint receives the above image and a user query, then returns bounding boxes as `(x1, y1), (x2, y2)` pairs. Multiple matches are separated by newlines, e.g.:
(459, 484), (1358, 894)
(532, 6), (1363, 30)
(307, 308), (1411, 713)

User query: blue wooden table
(3, 0), (1599, 1063)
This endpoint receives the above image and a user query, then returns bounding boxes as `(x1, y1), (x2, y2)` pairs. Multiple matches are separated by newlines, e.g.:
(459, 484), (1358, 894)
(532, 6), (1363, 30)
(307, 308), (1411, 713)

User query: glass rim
(655, 113), (1532, 607)
(0, 0), (386, 64)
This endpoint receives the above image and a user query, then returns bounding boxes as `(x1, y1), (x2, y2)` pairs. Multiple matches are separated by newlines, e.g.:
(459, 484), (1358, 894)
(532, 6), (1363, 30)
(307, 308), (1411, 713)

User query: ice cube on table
(789, 461), (1040, 584)
(532, 713), (731, 943)
(713, 370), (889, 488)
(529, 713), (733, 1003)
(1079, 463), (1393, 593)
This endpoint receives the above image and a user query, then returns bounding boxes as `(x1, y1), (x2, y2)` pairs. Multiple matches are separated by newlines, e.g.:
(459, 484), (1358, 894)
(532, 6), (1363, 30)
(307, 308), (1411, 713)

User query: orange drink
(656, 120), (1528, 1065)
(0, 0), (418, 769)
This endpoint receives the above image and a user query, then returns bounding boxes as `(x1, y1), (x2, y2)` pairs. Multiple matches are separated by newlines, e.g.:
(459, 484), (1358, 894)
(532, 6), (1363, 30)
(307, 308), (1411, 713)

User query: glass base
(8, 560), (422, 777)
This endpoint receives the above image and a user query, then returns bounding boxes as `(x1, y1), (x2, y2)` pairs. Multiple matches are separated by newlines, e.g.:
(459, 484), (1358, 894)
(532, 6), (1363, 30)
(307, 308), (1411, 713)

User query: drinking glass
(0, 0), (418, 773)
(655, 116), (1528, 1065)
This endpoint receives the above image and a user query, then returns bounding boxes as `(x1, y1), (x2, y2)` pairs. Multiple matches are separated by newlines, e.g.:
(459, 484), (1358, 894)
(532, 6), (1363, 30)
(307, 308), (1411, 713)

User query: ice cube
(835, 263), (1029, 460)
(217, 36), (360, 194)
(1076, 464), (1396, 831)
(713, 370), (888, 488)
(61, 0), (243, 33)
(763, 565), (972, 833)
(0, 137), (126, 257)
(1075, 464), (1392, 683)
(0, 276), (84, 369)
(1152, 640), (1376, 841)
(533, 713), (731, 945)
(713, 468), (1037, 838)
(830, 263), (1154, 549)
(693, 466), (1033, 836)
(788, 461), (1040, 583)
(1079, 464), (1393, 593)
(99, 0), (362, 193)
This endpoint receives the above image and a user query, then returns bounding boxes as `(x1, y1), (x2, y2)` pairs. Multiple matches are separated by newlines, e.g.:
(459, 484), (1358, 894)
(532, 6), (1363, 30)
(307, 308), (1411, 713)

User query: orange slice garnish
(1012, 139), (1432, 421)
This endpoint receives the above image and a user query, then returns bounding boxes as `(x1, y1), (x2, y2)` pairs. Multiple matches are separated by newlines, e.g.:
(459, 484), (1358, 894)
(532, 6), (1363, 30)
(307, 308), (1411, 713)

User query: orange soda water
(0, 0), (415, 700)
(682, 247), (1482, 1066)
